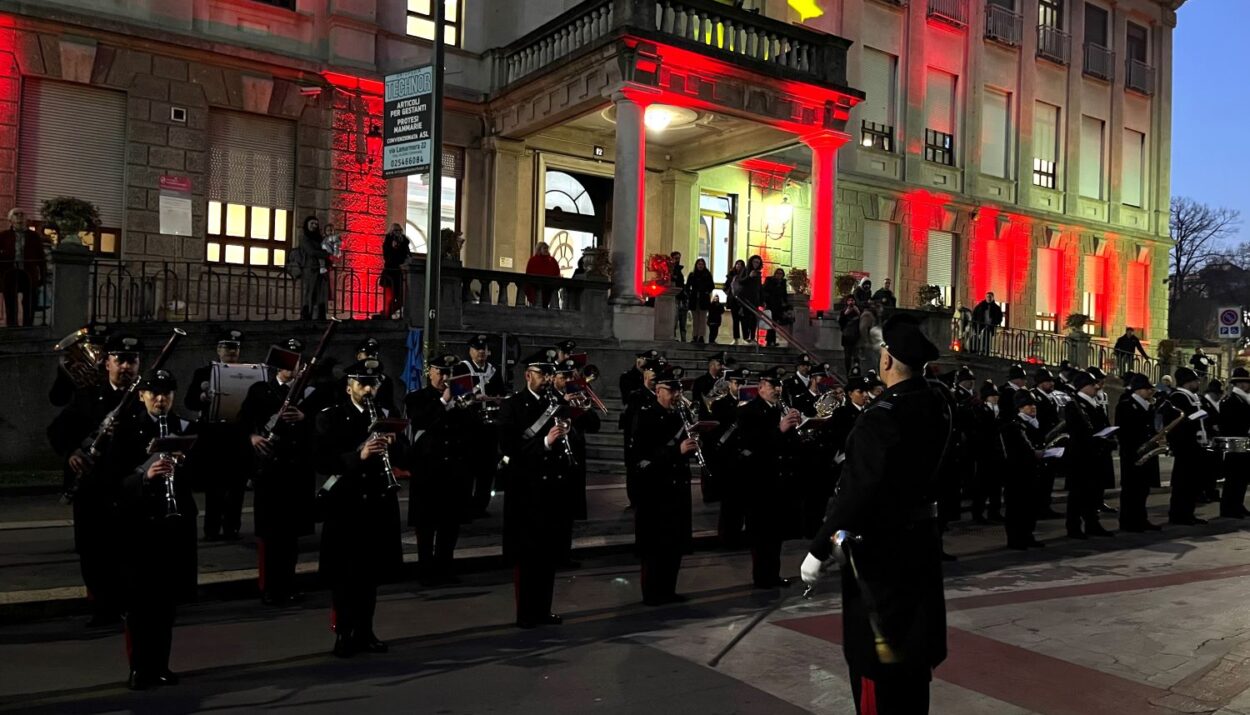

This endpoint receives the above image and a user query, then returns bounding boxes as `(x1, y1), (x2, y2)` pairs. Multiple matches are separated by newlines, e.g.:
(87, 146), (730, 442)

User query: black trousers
(75, 503), (121, 619)
(640, 547), (682, 604)
(332, 578), (379, 638)
(849, 663), (932, 715)
(126, 599), (175, 674)
(468, 429), (499, 517)
(258, 535), (299, 598)
(750, 533), (782, 586)
(1118, 466), (1151, 529)
(3, 273), (34, 326)
(717, 475), (746, 547)
(1065, 473), (1103, 533)
(740, 310), (759, 344)
(514, 557), (556, 622)
(1168, 452), (1201, 522)
(1220, 453), (1249, 516)
(970, 459), (1003, 519)
(1036, 461), (1060, 516)
(204, 471), (245, 537)
(416, 513), (461, 577)
(1004, 478), (1038, 545)
(708, 323), (721, 343)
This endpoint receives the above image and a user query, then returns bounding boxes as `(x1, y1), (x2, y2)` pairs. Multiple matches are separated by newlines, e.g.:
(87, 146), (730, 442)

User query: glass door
(699, 192), (735, 299)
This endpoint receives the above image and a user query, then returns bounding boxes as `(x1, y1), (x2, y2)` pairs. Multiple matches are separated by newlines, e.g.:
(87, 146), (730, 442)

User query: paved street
(3, 492), (1250, 714)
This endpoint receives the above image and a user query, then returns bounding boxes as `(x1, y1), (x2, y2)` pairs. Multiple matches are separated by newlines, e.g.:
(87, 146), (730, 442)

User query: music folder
(147, 435), (198, 455)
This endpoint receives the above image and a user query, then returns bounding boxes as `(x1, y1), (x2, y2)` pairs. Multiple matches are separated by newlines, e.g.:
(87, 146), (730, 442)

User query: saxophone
(1134, 412), (1186, 466)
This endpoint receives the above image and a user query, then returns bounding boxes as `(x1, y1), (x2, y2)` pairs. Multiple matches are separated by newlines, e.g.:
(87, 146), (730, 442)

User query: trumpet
(362, 396), (402, 493)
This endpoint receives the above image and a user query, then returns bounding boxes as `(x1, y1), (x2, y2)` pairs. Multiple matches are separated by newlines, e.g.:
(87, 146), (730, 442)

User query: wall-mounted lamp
(366, 123), (383, 167)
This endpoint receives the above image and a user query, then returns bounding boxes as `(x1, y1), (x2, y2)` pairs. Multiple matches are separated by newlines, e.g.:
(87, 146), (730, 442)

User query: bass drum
(209, 362), (271, 422)
(1213, 437), (1250, 454)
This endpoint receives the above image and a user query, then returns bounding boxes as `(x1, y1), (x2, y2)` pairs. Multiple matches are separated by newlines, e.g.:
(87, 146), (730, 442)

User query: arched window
(544, 170), (601, 278)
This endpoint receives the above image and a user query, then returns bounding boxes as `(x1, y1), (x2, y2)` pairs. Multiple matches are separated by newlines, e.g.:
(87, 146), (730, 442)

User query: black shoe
(1027, 540), (1047, 548)
(972, 516), (990, 525)
(286, 591), (306, 604)
(556, 560), (582, 571)
(156, 670), (180, 686)
(1119, 524), (1146, 533)
(1066, 530), (1088, 540)
(1193, 517), (1209, 525)
(128, 670), (154, 690)
(1099, 503), (1117, 514)
(1087, 527), (1115, 537)
(540, 613), (563, 625)
(1220, 511), (1246, 520)
(941, 551), (958, 562)
(354, 633), (388, 653)
(441, 574), (463, 586)
(333, 634), (356, 658)
(986, 512), (1005, 523)
(261, 592), (284, 606)
(516, 619), (537, 629)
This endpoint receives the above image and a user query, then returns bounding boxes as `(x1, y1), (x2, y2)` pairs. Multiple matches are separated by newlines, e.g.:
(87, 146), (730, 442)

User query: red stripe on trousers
(860, 676), (878, 715)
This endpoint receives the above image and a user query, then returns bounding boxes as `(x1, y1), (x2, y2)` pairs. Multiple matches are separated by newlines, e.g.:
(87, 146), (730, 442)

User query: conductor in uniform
(801, 314), (951, 714)
(629, 374), (698, 605)
(497, 361), (571, 628)
(239, 338), (317, 606)
(315, 359), (404, 658)
(113, 369), (197, 690)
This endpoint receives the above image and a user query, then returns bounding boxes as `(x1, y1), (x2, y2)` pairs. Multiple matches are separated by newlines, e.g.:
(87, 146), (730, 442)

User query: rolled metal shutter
(208, 111), (295, 211)
(17, 78), (127, 227)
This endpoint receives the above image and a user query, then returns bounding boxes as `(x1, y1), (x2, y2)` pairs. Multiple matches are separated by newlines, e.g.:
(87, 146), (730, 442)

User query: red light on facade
(322, 71), (384, 96)
(642, 280), (666, 298)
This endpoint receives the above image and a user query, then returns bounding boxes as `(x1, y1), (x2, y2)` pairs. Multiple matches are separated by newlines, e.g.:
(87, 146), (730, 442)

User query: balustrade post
(50, 244), (94, 333)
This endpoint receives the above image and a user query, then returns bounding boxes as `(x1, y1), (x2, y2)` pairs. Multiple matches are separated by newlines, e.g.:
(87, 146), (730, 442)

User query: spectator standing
(0, 208), (46, 327)
(852, 277), (873, 306)
(971, 292), (1003, 355)
(838, 297), (862, 376)
(762, 268), (790, 347)
(858, 301), (881, 371)
(871, 278), (897, 308)
(687, 258), (714, 345)
(378, 223), (411, 319)
(707, 294), (725, 344)
(725, 259), (746, 345)
(1190, 347), (1215, 379)
(735, 254), (764, 345)
(670, 252), (688, 342)
(299, 215), (331, 321)
(1113, 327), (1150, 377)
(524, 242), (561, 307)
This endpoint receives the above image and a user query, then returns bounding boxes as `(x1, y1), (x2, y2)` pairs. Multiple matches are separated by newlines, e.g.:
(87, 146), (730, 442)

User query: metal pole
(421, 0), (446, 362)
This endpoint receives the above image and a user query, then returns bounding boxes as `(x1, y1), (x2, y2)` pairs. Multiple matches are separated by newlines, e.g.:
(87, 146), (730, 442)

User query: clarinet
(677, 399), (709, 474)
(155, 414), (181, 519)
(545, 388), (577, 466)
(363, 396), (402, 493)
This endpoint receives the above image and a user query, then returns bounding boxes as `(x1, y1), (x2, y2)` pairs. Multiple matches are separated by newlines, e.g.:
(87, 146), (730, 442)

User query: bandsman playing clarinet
(629, 373), (698, 605)
(457, 334), (505, 520)
(112, 369), (197, 690)
(1116, 373), (1164, 531)
(315, 359), (405, 658)
(239, 337), (318, 606)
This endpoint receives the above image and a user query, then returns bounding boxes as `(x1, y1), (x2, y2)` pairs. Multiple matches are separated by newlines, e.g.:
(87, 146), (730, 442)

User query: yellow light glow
(789, 0), (824, 22)
(644, 106), (673, 131)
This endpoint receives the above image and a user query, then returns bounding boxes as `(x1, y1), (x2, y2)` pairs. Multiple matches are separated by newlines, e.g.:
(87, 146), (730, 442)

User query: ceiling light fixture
(644, 106), (674, 132)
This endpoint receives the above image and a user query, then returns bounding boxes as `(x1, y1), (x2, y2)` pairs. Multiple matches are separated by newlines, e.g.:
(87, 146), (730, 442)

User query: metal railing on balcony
(871, 0), (907, 6)
(984, 3), (1023, 47)
(1036, 24), (1070, 64)
(927, 0), (968, 27)
(496, 0), (850, 90)
(951, 319), (1166, 384)
(1083, 42), (1114, 81)
(1126, 58), (1155, 95)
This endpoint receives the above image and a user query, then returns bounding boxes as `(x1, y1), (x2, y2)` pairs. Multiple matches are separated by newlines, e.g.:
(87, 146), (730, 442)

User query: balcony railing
(984, 4), (1022, 47)
(496, 0), (851, 90)
(871, 0), (907, 6)
(951, 319), (1165, 385)
(927, 0), (968, 28)
(1036, 25), (1070, 64)
(1126, 58), (1155, 95)
(1083, 42), (1114, 81)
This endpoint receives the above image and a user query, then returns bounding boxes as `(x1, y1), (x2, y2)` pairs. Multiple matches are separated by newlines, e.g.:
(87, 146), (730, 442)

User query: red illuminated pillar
(610, 89), (652, 303)
(801, 131), (850, 314)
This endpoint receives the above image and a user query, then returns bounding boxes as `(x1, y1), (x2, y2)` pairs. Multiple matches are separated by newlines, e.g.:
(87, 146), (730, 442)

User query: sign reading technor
(382, 66), (433, 179)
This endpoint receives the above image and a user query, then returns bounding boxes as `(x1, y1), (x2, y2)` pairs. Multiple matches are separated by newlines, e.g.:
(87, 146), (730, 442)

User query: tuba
(702, 377), (729, 410)
(54, 328), (104, 389)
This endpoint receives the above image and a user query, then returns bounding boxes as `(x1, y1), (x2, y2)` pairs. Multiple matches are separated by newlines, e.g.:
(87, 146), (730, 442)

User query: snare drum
(1213, 437), (1250, 454)
(208, 362), (270, 422)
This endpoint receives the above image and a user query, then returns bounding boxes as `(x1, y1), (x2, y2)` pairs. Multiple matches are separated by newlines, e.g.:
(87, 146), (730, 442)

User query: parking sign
(1218, 307), (1243, 340)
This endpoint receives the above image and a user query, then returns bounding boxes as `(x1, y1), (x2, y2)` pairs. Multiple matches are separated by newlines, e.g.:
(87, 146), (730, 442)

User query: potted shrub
(40, 196), (100, 248)
(835, 273), (857, 300)
(788, 268), (810, 296)
(1064, 312), (1092, 366)
(916, 284), (945, 310)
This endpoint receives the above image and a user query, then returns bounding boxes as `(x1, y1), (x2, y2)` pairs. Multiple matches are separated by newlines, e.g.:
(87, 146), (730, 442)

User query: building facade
(0, 0), (1180, 342)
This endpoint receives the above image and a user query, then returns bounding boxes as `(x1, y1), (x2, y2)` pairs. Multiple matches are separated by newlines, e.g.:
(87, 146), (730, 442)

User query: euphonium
(54, 328), (103, 389)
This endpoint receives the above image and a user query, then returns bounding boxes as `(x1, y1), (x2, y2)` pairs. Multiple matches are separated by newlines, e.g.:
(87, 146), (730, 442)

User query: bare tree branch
(1169, 196), (1241, 307)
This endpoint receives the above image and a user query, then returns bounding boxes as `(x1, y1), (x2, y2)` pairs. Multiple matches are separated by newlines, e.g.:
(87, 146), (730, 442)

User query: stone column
(610, 90), (650, 304)
(659, 169), (698, 257)
(802, 131), (849, 314)
(50, 244), (94, 334)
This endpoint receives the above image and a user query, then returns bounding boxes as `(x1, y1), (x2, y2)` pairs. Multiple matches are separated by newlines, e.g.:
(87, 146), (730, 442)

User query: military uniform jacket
(1220, 390), (1250, 437)
(789, 386), (820, 418)
(619, 368), (644, 407)
(827, 403), (863, 465)
(1116, 393), (1161, 488)
(239, 378), (318, 539)
(692, 371), (718, 417)
(565, 402), (601, 521)
(1031, 388), (1063, 436)
(115, 410), (199, 602)
(497, 388), (571, 560)
(314, 402), (404, 585)
(706, 394), (741, 463)
(972, 404), (1007, 467)
(809, 377), (951, 677)
(619, 388), (657, 446)
(1063, 394), (1115, 486)
(184, 363), (253, 478)
(1160, 389), (1210, 457)
(782, 374), (812, 406)
(628, 402), (693, 553)
(404, 386), (473, 527)
(1001, 415), (1043, 480)
(736, 398), (799, 533)
(456, 359), (505, 397)
(48, 381), (128, 458)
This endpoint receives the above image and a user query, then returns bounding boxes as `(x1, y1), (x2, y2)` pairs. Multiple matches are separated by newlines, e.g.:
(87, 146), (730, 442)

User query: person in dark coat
(404, 356), (472, 585)
(1189, 347), (1215, 379)
(554, 359), (601, 567)
(1001, 390), (1046, 549)
(620, 356), (661, 509)
(1063, 371), (1115, 538)
(497, 362), (572, 628)
(839, 297), (862, 377)
(1218, 368), (1250, 518)
(737, 367), (801, 588)
(782, 354), (816, 407)
(315, 359), (405, 658)
(456, 334), (506, 519)
(1113, 327), (1150, 376)
(687, 258), (715, 344)
(970, 292), (1003, 355)
(801, 314), (952, 714)
(299, 215), (331, 320)
(184, 329), (251, 541)
(47, 333), (143, 627)
(0, 207), (46, 326)
(112, 369), (197, 690)
(239, 337), (318, 606)
(629, 376), (698, 605)
(379, 223), (411, 318)
(725, 259), (746, 344)
(1160, 368), (1213, 525)
(871, 278), (897, 308)
(1115, 373), (1163, 532)
(670, 252), (688, 342)
(998, 364), (1028, 415)
(969, 381), (1005, 523)
(618, 349), (656, 407)
(707, 294), (725, 344)
(735, 254), (764, 345)
(709, 368), (751, 546)
(692, 351), (730, 420)
(852, 277), (873, 307)
(762, 268), (790, 347)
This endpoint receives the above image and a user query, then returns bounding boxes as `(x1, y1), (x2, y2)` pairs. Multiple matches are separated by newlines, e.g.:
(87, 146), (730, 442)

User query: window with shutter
(1032, 102), (1060, 189)
(1082, 254), (1107, 336)
(860, 49), (898, 152)
(1079, 116), (1105, 199)
(927, 230), (954, 305)
(980, 89), (1011, 178)
(18, 79), (126, 254)
(863, 220), (894, 282)
(1035, 247), (1060, 330)
(925, 70), (957, 165)
(1122, 129), (1145, 208)
(1125, 260), (1148, 335)
(206, 111), (296, 267)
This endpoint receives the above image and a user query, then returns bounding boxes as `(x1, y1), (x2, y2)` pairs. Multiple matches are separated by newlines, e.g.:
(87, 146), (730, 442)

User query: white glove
(801, 552), (825, 588)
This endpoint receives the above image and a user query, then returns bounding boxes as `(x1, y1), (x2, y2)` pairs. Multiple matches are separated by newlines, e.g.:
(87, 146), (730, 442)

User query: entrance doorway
(698, 192), (736, 298)
(543, 169), (611, 277)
